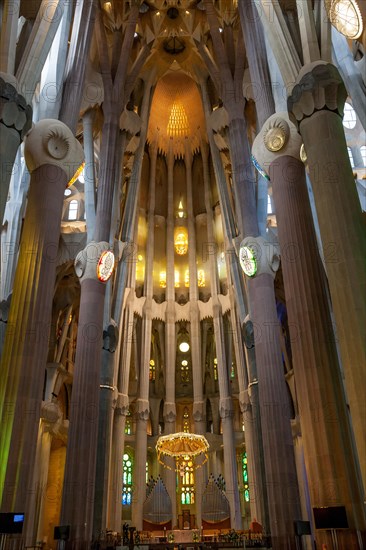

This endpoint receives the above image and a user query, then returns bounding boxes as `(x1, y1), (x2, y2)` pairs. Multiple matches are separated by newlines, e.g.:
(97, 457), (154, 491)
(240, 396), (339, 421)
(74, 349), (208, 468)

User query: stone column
(83, 110), (96, 242)
(0, 120), (83, 524)
(59, 240), (116, 546)
(288, 62), (366, 493)
(185, 142), (205, 527)
(0, 74), (32, 228)
(132, 141), (158, 530)
(93, 322), (119, 537)
(59, 0), (98, 133)
(163, 143), (177, 527)
(253, 112), (366, 543)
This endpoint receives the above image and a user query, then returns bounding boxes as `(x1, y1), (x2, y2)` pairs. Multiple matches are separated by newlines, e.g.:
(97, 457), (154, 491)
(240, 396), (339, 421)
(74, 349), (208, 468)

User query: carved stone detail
(103, 322), (119, 352)
(0, 74), (32, 139)
(74, 241), (112, 283)
(193, 400), (205, 422)
(24, 119), (84, 181)
(135, 399), (150, 421)
(252, 113), (302, 171)
(287, 62), (347, 128)
(219, 397), (234, 419)
(163, 402), (176, 423)
(239, 235), (280, 279)
(239, 390), (251, 414)
(115, 393), (130, 416)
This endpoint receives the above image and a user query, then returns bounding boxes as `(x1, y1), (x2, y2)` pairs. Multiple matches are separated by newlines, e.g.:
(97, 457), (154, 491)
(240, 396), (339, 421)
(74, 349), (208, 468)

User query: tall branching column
(288, 63), (366, 494)
(163, 142), (177, 526)
(201, 2), (301, 544)
(200, 143), (241, 528)
(132, 141), (158, 530)
(0, 121), (83, 524)
(253, 112), (366, 544)
(185, 141), (205, 526)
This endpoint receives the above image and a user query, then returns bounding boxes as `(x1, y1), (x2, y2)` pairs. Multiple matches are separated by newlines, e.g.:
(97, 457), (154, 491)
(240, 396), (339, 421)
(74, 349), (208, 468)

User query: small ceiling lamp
(324, 0), (363, 39)
(179, 341), (190, 353)
(174, 226), (188, 255)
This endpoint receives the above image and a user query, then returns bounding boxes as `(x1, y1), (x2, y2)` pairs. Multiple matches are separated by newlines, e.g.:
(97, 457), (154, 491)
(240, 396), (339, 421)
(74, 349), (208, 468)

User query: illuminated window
(181, 361), (190, 383)
(213, 358), (218, 381)
(182, 407), (190, 432)
(178, 200), (185, 219)
(175, 270), (180, 288)
(348, 147), (355, 168)
(159, 271), (167, 288)
(197, 269), (205, 287)
(242, 452), (250, 502)
(180, 457), (195, 504)
(185, 269), (190, 287)
(122, 452), (133, 505)
(149, 359), (156, 381)
(146, 461), (149, 483)
(68, 200), (78, 221)
(125, 410), (132, 435)
(230, 363), (235, 379)
(174, 226), (188, 255)
(267, 195), (273, 214)
(360, 145), (366, 167)
(343, 103), (357, 129)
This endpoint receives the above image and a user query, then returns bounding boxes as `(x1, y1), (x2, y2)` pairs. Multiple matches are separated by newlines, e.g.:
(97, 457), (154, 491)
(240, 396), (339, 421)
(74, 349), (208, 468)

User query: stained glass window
(68, 200), (78, 221)
(213, 358), (218, 381)
(122, 452), (133, 505)
(242, 452), (250, 502)
(180, 457), (195, 505)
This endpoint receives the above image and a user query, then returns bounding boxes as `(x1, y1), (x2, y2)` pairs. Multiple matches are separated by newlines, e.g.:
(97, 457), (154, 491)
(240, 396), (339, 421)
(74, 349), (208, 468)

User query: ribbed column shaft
(0, 165), (67, 525)
(271, 155), (366, 538)
(299, 110), (366, 493)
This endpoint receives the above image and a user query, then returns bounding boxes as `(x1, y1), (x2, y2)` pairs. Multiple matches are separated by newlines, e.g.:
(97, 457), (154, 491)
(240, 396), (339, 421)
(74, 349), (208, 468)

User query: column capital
(193, 400), (205, 422)
(252, 113), (302, 175)
(163, 402), (176, 423)
(115, 393), (130, 415)
(135, 398), (150, 421)
(103, 322), (119, 352)
(219, 396), (233, 419)
(24, 118), (84, 182)
(0, 73), (32, 140)
(239, 390), (251, 414)
(74, 241), (115, 283)
(287, 62), (347, 129)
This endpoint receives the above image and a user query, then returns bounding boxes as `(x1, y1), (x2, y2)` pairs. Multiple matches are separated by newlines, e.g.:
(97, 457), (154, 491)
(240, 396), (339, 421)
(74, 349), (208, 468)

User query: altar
(166, 530), (200, 543)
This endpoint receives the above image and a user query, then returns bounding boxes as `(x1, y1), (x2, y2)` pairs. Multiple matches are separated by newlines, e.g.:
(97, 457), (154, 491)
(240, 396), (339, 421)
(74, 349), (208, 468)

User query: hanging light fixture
(324, 0), (363, 39)
(156, 432), (209, 472)
(174, 226), (188, 255)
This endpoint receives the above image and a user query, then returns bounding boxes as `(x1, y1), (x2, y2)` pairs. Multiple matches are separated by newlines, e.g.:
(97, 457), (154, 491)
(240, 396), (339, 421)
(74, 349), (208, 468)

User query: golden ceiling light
(167, 101), (190, 138)
(324, 0), (363, 39)
(174, 226), (188, 255)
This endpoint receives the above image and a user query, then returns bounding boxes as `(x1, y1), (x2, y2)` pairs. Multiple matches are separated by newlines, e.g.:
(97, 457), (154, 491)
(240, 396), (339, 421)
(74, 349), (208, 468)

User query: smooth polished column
(0, 120), (83, 523)
(288, 62), (366, 492)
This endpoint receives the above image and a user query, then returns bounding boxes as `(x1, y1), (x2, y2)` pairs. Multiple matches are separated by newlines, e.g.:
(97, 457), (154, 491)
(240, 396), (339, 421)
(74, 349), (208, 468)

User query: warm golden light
(175, 270), (180, 288)
(67, 162), (85, 187)
(325, 0), (363, 39)
(174, 226), (188, 255)
(197, 269), (205, 287)
(179, 342), (190, 353)
(159, 271), (167, 288)
(185, 269), (190, 287)
(167, 101), (190, 138)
